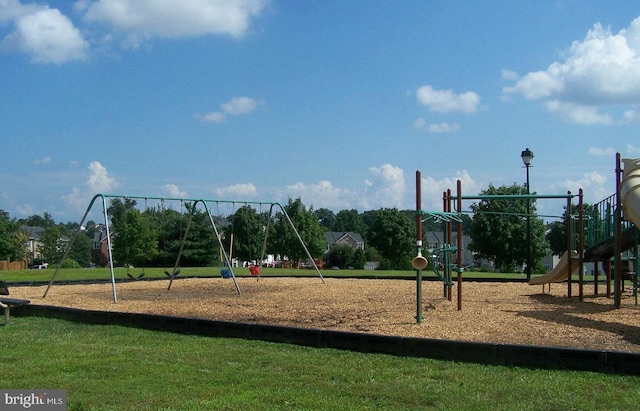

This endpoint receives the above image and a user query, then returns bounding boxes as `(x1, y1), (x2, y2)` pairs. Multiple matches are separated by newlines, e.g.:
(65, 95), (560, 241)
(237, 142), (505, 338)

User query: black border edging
(13, 304), (640, 375)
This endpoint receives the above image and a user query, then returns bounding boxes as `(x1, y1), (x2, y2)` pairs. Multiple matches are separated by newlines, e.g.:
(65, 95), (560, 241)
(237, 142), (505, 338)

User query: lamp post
(521, 148), (534, 281)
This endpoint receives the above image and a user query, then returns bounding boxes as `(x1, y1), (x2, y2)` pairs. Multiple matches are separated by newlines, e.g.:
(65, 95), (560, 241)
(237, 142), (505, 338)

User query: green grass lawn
(2, 316), (640, 410)
(0, 266), (530, 284)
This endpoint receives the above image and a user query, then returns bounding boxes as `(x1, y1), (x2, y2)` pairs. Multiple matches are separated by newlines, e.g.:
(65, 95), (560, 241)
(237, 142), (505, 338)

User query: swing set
(42, 194), (324, 303)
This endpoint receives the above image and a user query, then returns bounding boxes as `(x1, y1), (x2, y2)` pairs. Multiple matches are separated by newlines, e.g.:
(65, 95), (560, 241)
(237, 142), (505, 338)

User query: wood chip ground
(11, 278), (640, 353)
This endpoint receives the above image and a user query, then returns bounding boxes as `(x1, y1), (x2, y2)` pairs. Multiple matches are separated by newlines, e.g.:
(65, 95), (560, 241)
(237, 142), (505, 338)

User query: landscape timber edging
(12, 304), (640, 375)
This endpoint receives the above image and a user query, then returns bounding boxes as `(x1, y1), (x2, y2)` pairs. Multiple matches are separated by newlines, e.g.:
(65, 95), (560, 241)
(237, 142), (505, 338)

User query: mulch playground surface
(10, 277), (640, 353)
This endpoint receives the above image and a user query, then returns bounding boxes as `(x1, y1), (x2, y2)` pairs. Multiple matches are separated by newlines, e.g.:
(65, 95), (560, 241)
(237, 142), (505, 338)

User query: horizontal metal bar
(96, 194), (279, 207)
(451, 194), (575, 200)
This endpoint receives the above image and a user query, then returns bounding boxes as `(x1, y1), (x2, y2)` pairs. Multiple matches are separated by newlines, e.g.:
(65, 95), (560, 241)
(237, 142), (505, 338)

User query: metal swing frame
(43, 194), (324, 303)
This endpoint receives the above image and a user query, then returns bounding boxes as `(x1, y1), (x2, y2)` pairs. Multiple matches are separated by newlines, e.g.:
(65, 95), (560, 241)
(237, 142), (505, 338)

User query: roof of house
(20, 225), (45, 240)
(324, 231), (364, 244)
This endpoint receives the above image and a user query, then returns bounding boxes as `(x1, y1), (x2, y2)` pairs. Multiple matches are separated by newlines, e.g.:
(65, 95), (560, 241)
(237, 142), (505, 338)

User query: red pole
(567, 193), (572, 298)
(415, 170), (423, 324)
(579, 188), (584, 301)
(593, 261), (599, 296)
(457, 179), (463, 311)
(442, 190), (449, 299)
(416, 171), (422, 247)
(606, 260), (612, 297)
(447, 189), (453, 301)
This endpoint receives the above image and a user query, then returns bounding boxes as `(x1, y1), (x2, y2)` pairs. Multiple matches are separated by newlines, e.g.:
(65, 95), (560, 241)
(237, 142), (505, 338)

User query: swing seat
(249, 265), (260, 276)
(221, 269), (232, 279)
(0, 280), (9, 296)
(164, 270), (180, 279)
(127, 272), (145, 280)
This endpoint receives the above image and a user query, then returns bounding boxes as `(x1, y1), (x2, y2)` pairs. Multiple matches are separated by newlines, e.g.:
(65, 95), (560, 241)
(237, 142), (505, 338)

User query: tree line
(0, 183), (582, 272)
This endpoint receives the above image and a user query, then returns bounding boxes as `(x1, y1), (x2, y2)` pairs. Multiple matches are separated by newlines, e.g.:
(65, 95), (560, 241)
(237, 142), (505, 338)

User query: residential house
(20, 225), (69, 264)
(92, 225), (111, 265)
(325, 231), (374, 269)
(21, 225), (46, 262)
(324, 231), (365, 253)
(424, 231), (479, 269)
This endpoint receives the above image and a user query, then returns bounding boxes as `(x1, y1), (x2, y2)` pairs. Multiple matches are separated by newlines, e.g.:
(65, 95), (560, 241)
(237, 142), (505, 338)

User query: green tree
(179, 204), (218, 267)
(224, 205), (265, 263)
(112, 209), (157, 269)
(108, 197), (138, 227)
(323, 244), (366, 269)
(333, 209), (367, 236)
(147, 206), (183, 269)
(0, 210), (27, 261)
(270, 198), (325, 266)
(469, 183), (547, 272)
(324, 243), (354, 268)
(546, 203), (595, 257)
(313, 208), (336, 230)
(68, 232), (93, 267)
(367, 208), (414, 270)
(351, 247), (366, 269)
(19, 212), (55, 229)
(39, 226), (65, 264)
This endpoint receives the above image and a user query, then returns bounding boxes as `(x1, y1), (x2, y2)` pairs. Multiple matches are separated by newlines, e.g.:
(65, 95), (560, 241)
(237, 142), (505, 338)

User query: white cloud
(624, 108), (640, 123)
(501, 69), (519, 81)
(162, 183), (187, 198)
(0, 0), (39, 22)
(624, 144), (640, 157)
(504, 16), (640, 124)
(62, 161), (118, 211)
(61, 187), (85, 210)
(416, 85), (481, 113)
(1, 5), (88, 64)
(33, 155), (52, 165)
(412, 117), (426, 129)
(221, 96), (261, 115)
(364, 164), (406, 209)
(15, 203), (34, 216)
(196, 96), (263, 123)
(196, 111), (226, 123)
(0, 0), (268, 63)
(285, 180), (354, 209)
(427, 122), (460, 133)
(544, 100), (612, 125)
(420, 170), (481, 211)
(587, 147), (616, 156)
(215, 183), (257, 199)
(552, 171), (609, 202)
(86, 161), (117, 193)
(412, 118), (460, 133)
(83, 0), (268, 44)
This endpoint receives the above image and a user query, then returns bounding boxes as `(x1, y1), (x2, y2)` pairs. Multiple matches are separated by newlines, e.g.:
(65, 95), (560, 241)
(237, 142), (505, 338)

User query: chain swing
(127, 197), (148, 281)
(165, 199), (186, 280)
(248, 203), (262, 277)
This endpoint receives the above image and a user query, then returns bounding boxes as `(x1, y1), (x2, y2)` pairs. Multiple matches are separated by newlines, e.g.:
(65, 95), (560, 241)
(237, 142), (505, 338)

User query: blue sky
(2, 0), (640, 222)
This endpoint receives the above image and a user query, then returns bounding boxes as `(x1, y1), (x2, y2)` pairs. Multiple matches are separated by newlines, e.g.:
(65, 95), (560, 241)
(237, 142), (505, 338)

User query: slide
(529, 250), (578, 285)
(620, 158), (640, 228)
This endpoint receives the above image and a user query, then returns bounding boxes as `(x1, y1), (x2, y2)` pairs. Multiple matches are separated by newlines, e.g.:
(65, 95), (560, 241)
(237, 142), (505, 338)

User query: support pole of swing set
(167, 205), (194, 291)
(43, 194), (118, 303)
(279, 205), (325, 283)
(413, 171), (426, 324)
(456, 180), (463, 311)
